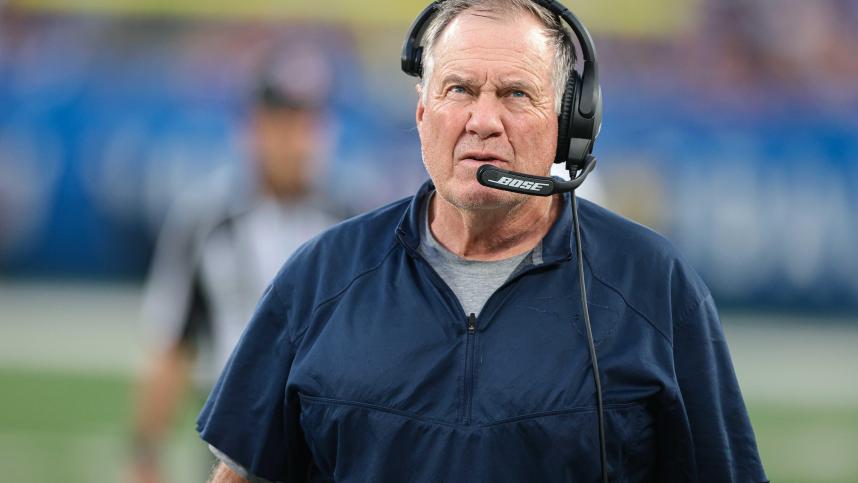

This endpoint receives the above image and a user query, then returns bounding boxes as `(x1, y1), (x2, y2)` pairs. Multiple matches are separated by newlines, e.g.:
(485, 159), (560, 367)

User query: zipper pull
(467, 313), (476, 334)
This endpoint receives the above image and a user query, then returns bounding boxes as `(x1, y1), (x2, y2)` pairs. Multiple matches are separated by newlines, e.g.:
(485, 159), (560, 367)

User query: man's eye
(449, 85), (468, 95)
(509, 90), (528, 99)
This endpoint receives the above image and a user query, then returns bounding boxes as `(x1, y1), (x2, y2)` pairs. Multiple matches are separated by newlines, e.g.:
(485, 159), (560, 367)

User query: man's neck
(429, 193), (560, 261)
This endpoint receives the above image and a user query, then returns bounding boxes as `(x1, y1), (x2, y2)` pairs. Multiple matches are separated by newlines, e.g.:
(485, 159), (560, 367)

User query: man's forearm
(209, 462), (249, 483)
(130, 344), (193, 483)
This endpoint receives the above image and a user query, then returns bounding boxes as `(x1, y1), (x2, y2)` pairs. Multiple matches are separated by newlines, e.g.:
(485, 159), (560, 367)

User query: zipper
(458, 262), (570, 424)
(396, 233), (571, 425)
(463, 312), (477, 424)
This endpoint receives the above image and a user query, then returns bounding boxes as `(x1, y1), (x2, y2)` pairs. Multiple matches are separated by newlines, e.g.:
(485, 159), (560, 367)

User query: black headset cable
(571, 189), (609, 483)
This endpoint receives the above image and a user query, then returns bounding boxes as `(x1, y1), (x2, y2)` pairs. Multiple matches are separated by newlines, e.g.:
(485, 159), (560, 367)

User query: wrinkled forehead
(432, 10), (554, 74)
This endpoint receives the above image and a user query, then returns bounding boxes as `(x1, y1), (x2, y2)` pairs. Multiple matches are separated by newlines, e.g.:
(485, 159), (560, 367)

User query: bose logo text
(489, 176), (550, 192)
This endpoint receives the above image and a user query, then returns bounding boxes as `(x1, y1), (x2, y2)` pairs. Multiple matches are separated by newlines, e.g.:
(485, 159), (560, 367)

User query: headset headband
(535, 0), (597, 64)
(401, 1), (597, 71)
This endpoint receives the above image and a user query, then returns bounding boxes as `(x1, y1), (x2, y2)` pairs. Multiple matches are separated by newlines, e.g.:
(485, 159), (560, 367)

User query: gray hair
(419, 0), (576, 114)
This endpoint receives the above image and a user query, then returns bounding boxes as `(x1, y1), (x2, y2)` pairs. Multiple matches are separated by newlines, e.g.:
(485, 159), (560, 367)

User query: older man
(198, 1), (767, 482)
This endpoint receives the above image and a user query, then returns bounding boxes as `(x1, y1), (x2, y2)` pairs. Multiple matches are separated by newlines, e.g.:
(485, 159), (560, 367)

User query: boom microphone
(476, 155), (597, 196)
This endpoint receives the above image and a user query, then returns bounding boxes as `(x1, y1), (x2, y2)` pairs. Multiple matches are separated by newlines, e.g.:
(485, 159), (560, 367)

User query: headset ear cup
(593, 83), (603, 139)
(555, 72), (578, 165)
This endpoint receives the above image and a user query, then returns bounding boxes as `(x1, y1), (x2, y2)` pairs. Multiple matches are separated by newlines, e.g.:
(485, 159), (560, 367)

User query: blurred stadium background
(1, 0), (857, 482)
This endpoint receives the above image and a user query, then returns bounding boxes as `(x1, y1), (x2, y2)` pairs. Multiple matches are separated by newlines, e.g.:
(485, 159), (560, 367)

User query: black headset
(401, 0), (602, 176)
(401, 3), (610, 482)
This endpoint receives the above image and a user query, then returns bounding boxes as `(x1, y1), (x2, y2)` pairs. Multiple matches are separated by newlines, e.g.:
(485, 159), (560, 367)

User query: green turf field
(0, 368), (212, 483)
(0, 367), (856, 483)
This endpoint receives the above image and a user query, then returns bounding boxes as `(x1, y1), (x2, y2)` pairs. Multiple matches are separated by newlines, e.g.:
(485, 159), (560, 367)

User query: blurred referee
(130, 45), (340, 483)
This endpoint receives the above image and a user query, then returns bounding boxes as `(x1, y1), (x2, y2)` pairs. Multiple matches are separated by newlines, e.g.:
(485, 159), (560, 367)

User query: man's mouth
(459, 152), (510, 164)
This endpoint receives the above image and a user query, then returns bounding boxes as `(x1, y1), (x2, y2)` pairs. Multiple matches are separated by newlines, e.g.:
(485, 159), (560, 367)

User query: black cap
(255, 44), (332, 110)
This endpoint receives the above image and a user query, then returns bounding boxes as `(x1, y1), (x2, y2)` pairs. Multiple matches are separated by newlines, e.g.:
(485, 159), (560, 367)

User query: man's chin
(439, 180), (525, 211)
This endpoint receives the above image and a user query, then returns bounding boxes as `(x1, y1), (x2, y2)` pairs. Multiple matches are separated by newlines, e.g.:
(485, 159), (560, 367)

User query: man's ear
(415, 83), (425, 125)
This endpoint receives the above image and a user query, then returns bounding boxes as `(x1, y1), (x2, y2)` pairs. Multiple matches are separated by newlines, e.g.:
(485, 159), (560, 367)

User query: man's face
(416, 11), (558, 211)
(252, 105), (321, 197)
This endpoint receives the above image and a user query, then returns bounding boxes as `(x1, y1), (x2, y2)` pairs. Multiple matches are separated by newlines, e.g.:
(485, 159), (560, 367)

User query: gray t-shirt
(417, 193), (535, 316)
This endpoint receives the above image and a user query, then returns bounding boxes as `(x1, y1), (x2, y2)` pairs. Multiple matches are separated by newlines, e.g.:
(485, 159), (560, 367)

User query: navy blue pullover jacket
(198, 181), (767, 483)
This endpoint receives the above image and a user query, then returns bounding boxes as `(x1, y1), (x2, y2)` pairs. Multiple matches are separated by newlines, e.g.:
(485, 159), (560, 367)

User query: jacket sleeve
(672, 294), (768, 483)
(196, 281), (312, 482)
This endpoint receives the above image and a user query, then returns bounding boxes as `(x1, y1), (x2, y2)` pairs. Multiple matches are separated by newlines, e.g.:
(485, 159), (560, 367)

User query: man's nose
(465, 94), (504, 140)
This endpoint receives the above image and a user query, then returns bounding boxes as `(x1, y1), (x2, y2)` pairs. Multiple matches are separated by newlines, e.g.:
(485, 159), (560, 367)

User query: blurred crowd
(698, 0), (858, 105)
(597, 0), (858, 107)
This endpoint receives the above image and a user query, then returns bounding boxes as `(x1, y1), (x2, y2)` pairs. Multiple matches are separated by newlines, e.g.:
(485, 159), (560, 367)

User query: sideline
(2, 280), (857, 405)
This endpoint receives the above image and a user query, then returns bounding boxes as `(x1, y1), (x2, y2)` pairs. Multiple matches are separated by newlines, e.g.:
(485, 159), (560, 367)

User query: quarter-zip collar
(396, 180), (574, 266)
